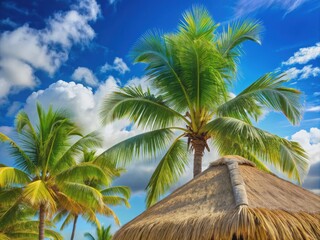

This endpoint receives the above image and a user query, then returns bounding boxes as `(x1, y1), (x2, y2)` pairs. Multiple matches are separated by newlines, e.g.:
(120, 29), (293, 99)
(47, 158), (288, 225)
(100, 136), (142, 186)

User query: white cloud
(284, 65), (320, 80)
(0, 0), (100, 99)
(291, 128), (320, 189)
(23, 77), (143, 151)
(234, 0), (310, 17)
(306, 106), (320, 112)
(72, 67), (98, 86)
(313, 92), (320, 96)
(282, 42), (320, 66)
(291, 128), (320, 165)
(0, 58), (37, 98)
(291, 128), (320, 193)
(101, 57), (130, 75)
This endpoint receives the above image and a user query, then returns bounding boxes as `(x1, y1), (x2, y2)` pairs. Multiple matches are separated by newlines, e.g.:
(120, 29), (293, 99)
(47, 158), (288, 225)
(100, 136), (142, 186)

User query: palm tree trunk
(39, 204), (45, 240)
(193, 140), (205, 177)
(70, 215), (78, 240)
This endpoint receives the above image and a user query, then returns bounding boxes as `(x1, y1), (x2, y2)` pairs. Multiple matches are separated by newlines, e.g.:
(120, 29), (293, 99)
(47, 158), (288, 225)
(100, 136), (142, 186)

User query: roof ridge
(210, 155), (256, 167)
(226, 160), (248, 207)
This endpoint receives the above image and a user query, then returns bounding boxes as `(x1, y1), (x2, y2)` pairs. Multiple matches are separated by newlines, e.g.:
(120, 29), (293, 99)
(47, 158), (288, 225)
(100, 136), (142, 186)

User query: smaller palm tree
(84, 225), (113, 240)
(54, 150), (131, 240)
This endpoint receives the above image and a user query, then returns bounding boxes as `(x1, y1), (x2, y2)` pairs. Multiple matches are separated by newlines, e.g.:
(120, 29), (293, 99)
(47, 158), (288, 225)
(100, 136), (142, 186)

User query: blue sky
(0, 0), (319, 239)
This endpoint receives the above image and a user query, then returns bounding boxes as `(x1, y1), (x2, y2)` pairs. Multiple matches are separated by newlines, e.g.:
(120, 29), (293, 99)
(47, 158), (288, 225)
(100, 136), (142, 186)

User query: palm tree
(100, 6), (308, 207)
(84, 225), (113, 240)
(0, 104), (110, 240)
(54, 150), (131, 240)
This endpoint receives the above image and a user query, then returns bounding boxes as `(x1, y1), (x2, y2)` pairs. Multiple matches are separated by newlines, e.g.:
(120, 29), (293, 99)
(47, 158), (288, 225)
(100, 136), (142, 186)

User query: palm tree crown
(100, 6), (308, 207)
(0, 104), (110, 239)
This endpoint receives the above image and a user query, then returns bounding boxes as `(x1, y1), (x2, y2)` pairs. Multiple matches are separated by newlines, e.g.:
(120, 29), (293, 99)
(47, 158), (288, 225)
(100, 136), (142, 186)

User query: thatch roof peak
(209, 155), (256, 167)
(114, 156), (320, 240)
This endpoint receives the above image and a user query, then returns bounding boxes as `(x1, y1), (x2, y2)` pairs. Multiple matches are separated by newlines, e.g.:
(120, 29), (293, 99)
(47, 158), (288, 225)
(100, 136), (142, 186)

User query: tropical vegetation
(84, 225), (113, 240)
(0, 104), (129, 240)
(54, 149), (130, 240)
(100, 6), (308, 207)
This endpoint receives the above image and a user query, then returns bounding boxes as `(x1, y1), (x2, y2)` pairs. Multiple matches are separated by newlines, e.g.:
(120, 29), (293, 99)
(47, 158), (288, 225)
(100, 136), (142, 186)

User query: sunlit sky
(0, 0), (319, 239)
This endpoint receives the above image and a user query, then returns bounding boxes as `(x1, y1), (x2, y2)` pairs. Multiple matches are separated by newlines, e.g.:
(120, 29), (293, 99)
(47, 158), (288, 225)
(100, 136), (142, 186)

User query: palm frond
(101, 186), (131, 199)
(59, 213), (74, 231)
(44, 229), (63, 240)
(130, 30), (192, 112)
(0, 188), (23, 206)
(84, 232), (95, 240)
(206, 117), (309, 182)
(51, 131), (102, 175)
(179, 5), (218, 41)
(0, 132), (37, 175)
(102, 196), (130, 208)
(94, 128), (175, 167)
(218, 72), (302, 124)
(216, 20), (261, 77)
(22, 180), (56, 211)
(59, 182), (104, 209)
(100, 85), (188, 128)
(56, 163), (112, 186)
(0, 167), (30, 187)
(146, 138), (188, 207)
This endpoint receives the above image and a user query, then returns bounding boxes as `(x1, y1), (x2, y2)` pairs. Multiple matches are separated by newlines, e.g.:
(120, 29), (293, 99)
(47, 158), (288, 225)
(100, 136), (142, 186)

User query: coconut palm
(100, 6), (308, 207)
(54, 150), (131, 240)
(84, 225), (113, 240)
(0, 104), (110, 240)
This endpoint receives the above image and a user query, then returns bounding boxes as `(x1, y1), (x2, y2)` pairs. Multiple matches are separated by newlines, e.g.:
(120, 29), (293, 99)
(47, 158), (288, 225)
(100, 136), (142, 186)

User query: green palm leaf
(22, 180), (56, 211)
(146, 138), (188, 207)
(94, 128), (175, 167)
(130, 30), (192, 112)
(59, 182), (104, 209)
(56, 163), (112, 186)
(100, 186), (131, 199)
(217, 72), (302, 124)
(0, 133), (38, 175)
(179, 5), (218, 40)
(0, 167), (30, 187)
(206, 117), (308, 182)
(216, 20), (261, 77)
(100, 85), (188, 128)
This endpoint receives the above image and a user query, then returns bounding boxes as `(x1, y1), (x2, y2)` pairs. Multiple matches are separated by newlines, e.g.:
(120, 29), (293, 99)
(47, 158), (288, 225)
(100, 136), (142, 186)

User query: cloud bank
(0, 0), (100, 99)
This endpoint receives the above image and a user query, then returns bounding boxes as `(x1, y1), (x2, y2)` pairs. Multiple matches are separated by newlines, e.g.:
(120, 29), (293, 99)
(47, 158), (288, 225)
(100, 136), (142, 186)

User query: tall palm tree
(0, 104), (110, 240)
(100, 6), (308, 207)
(84, 225), (113, 240)
(54, 150), (131, 240)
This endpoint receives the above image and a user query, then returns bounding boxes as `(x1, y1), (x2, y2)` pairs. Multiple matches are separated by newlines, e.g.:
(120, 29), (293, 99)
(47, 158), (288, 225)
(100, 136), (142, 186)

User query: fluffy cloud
(0, 58), (37, 98)
(101, 57), (130, 75)
(284, 65), (320, 80)
(23, 76), (149, 151)
(282, 42), (320, 66)
(72, 67), (98, 86)
(290, 128), (320, 193)
(0, 0), (100, 99)
(234, 0), (310, 17)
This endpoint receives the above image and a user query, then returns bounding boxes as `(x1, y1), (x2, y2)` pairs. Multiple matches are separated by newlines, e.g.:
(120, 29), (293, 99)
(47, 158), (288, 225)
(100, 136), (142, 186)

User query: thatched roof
(113, 155), (320, 240)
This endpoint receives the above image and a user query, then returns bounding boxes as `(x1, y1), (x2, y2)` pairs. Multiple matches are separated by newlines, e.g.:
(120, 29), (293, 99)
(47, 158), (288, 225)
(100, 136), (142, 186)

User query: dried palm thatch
(113, 155), (320, 240)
